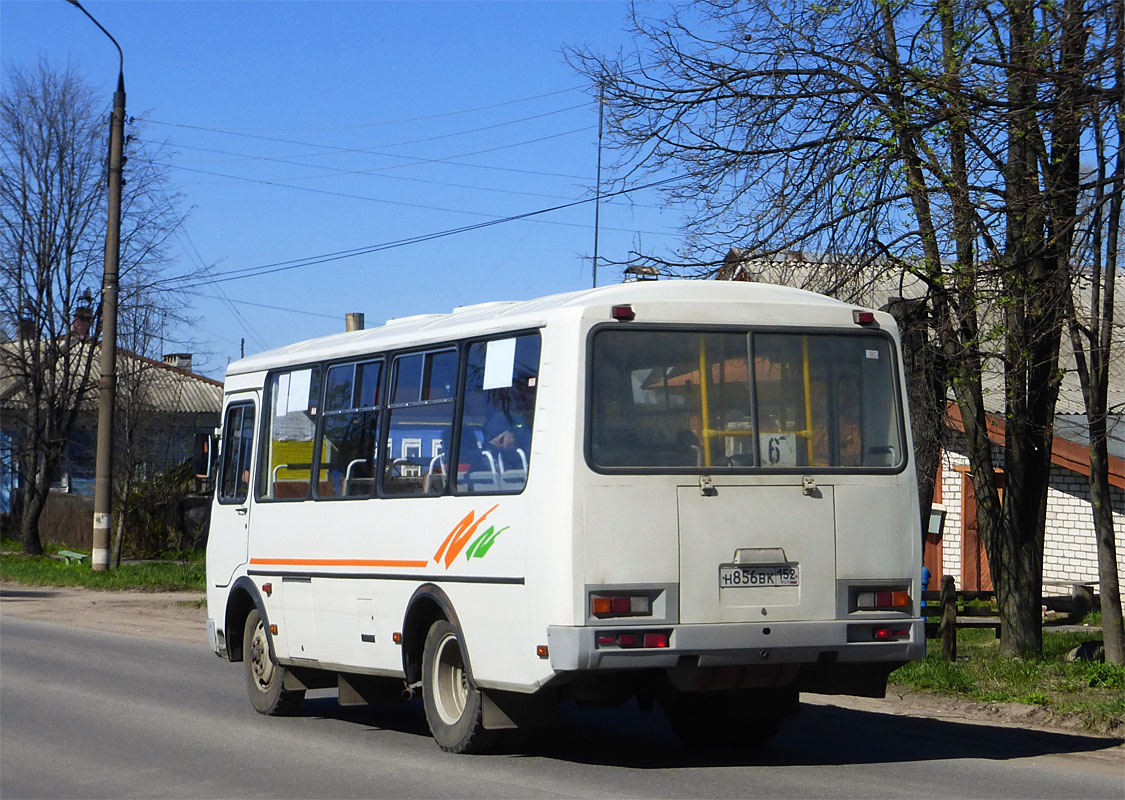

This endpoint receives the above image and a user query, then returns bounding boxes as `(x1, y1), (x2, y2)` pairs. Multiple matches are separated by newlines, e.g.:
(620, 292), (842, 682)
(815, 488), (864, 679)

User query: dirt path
(0, 581), (205, 645)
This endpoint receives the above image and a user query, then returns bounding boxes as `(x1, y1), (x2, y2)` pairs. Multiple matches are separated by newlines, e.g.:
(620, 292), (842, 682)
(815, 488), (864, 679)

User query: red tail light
(594, 630), (671, 649)
(874, 627), (911, 641)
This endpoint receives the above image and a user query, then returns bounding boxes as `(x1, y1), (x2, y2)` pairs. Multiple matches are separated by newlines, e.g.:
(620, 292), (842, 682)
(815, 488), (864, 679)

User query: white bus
(204, 280), (924, 753)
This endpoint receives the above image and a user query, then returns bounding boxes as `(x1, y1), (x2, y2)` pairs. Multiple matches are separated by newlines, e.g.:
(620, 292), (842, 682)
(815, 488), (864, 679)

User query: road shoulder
(1, 580), (205, 646)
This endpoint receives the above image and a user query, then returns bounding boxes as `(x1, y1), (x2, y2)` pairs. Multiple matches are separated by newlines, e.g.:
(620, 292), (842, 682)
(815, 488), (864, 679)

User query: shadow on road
(0, 588), (60, 601)
(294, 694), (1122, 769)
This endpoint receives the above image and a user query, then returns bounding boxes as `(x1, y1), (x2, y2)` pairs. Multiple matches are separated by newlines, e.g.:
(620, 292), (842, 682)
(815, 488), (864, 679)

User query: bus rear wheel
(243, 608), (305, 716)
(421, 619), (497, 754)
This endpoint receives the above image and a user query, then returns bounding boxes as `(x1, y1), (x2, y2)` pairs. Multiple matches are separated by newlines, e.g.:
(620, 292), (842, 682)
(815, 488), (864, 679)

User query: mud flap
(482, 689), (558, 730)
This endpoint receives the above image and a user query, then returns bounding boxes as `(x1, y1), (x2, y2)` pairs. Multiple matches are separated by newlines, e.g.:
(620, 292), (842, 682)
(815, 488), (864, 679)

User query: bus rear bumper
(546, 618), (925, 672)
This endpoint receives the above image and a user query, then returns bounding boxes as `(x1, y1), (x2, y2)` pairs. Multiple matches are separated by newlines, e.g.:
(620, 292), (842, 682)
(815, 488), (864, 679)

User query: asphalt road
(1, 617), (1122, 799)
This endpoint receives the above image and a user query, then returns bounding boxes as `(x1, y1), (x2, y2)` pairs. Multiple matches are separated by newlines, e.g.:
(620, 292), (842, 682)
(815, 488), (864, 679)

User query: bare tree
(0, 62), (186, 555)
(572, 0), (1121, 656)
(1063, 24), (1124, 662)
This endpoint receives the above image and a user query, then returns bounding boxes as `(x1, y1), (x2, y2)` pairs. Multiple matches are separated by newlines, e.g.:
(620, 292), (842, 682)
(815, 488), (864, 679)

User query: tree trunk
(1089, 427), (1124, 663)
(991, 510), (1045, 657)
(110, 473), (132, 569)
(18, 453), (50, 556)
(883, 298), (947, 531)
(111, 506), (125, 569)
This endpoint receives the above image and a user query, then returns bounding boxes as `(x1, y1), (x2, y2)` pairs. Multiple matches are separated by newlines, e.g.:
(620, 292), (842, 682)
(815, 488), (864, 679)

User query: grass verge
(890, 628), (1124, 732)
(0, 540), (204, 592)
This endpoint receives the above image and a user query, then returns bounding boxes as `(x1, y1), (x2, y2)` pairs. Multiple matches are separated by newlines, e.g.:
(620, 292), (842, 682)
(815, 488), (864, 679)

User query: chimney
(162, 353), (193, 372)
(345, 313), (365, 332)
(71, 304), (93, 339)
(17, 317), (35, 340)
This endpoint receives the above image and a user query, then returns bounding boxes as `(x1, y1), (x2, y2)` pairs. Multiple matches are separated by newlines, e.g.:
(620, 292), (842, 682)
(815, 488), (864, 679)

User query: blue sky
(2, 1), (685, 378)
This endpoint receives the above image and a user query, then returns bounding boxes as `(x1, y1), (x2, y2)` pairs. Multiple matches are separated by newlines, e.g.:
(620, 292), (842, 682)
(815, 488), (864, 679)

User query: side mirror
(192, 432), (216, 479)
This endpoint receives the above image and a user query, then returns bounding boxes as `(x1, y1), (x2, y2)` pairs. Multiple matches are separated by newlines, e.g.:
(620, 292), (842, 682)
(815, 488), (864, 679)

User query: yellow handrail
(801, 335), (815, 465)
(695, 336), (817, 467)
(698, 337), (713, 466)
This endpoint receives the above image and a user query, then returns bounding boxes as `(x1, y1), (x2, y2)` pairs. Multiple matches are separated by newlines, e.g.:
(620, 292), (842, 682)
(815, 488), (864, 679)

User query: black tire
(242, 607), (305, 716)
(421, 619), (497, 754)
(663, 692), (786, 749)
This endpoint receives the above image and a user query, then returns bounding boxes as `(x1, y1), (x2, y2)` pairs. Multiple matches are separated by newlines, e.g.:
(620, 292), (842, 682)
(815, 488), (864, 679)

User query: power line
(156, 124), (595, 182)
(165, 139), (592, 181)
(157, 161), (681, 239)
(167, 142), (593, 199)
(148, 101), (591, 156)
(191, 293), (341, 320)
(213, 85), (587, 132)
(154, 175), (686, 290)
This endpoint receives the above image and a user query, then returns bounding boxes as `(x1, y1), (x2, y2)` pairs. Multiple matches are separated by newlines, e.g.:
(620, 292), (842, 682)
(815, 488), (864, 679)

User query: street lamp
(66, 0), (125, 571)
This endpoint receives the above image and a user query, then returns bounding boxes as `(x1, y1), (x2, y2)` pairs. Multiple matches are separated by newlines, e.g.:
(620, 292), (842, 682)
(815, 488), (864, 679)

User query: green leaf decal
(466, 526), (508, 560)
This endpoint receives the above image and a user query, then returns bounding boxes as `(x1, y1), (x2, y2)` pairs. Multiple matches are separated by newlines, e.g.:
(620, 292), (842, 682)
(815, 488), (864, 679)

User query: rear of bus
(546, 288), (924, 743)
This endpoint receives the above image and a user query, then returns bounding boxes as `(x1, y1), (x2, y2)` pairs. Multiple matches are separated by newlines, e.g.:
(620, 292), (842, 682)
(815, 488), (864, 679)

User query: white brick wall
(937, 429), (1125, 603)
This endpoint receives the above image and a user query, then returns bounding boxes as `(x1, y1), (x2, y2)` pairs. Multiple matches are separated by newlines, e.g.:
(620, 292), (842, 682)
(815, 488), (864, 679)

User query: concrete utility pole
(67, 0), (125, 571)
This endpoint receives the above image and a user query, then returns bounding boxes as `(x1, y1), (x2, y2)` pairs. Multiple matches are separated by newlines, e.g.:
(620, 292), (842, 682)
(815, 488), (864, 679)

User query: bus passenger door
(206, 393), (258, 589)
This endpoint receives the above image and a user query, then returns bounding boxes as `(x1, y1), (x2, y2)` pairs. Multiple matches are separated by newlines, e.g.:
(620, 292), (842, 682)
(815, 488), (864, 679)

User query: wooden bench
(922, 577), (1001, 659)
(57, 549), (89, 565)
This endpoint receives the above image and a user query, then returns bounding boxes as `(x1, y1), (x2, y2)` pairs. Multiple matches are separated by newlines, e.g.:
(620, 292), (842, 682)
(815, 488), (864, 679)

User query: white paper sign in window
(287, 369), (312, 413)
(275, 373), (291, 415)
(759, 433), (797, 467)
(482, 338), (517, 390)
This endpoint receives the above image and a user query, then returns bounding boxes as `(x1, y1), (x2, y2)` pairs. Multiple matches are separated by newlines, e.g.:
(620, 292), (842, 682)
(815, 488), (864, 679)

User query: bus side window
(316, 359), (382, 499)
(257, 366), (322, 501)
(383, 349), (457, 497)
(457, 333), (541, 494)
(218, 403), (254, 504)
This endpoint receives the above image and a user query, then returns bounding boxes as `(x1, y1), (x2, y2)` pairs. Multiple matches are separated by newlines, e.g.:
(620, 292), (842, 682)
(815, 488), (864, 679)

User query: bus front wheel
(243, 608), (305, 715)
(421, 619), (497, 753)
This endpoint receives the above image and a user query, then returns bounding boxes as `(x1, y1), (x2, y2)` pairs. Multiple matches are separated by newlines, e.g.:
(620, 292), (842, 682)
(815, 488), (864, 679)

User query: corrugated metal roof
(122, 352), (223, 414)
(0, 340), (221, 415)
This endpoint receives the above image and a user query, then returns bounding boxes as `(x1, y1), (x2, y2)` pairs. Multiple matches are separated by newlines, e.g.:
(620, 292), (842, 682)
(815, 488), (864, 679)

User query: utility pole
(68, 0), (125, 571)
(592, 85), (604, 288)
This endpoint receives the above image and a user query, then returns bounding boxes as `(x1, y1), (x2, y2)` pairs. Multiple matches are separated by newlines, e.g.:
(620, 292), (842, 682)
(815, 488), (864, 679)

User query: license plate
(719, 564), (799, 588)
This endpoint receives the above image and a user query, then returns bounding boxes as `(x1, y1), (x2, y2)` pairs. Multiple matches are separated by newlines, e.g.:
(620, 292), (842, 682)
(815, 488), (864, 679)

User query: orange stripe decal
(249, 558), (429, 568)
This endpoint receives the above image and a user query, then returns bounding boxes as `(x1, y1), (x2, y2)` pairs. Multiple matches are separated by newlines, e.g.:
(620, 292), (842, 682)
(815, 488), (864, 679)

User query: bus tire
(243, 608), (305, 716)
(421, 619), (497, 754)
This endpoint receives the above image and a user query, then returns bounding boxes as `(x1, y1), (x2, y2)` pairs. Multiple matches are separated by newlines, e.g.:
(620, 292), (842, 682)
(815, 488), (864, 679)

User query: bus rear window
(589, 329), (904, 471)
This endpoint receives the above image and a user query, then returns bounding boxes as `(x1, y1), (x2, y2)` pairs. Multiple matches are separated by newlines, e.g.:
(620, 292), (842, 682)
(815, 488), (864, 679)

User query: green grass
(0, 546), (204, 592)
(890, 628), (1125, 731)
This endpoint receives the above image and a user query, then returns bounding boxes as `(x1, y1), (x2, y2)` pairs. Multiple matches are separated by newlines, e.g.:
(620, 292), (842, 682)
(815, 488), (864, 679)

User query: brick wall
(939, 429), (1125, 601)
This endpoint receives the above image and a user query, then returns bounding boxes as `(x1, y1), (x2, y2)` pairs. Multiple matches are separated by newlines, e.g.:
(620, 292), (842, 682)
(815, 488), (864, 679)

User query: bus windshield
(589, 329), (904, 471)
